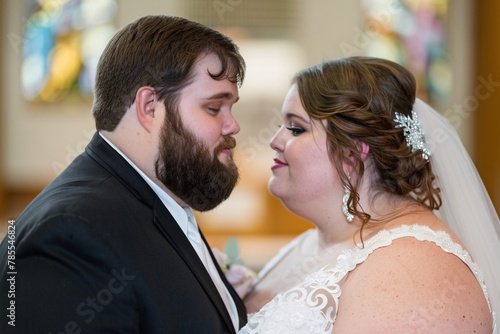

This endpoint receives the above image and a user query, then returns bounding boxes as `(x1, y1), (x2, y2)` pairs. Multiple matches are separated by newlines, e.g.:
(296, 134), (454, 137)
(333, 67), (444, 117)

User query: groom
(0, 15), (247, 333)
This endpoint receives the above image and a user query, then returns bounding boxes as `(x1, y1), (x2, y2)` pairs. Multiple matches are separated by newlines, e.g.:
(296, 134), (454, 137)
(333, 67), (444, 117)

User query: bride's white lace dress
(239, 225), (497, 333)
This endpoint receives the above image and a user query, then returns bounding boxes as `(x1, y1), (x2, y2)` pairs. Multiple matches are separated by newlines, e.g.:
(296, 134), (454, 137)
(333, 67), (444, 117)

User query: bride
(240, 57), (499, 333)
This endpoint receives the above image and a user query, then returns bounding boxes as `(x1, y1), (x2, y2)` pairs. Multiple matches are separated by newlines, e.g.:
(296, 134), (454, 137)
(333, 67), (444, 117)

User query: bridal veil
(415, 98), (499, 333)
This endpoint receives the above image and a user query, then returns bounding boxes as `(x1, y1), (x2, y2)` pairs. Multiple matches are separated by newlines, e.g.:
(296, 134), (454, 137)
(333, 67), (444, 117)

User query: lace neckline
(240, 224), (494, 334)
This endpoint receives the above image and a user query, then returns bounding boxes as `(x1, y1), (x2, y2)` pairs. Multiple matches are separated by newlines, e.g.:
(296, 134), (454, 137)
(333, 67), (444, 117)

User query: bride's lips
(271, 158), (288, 170)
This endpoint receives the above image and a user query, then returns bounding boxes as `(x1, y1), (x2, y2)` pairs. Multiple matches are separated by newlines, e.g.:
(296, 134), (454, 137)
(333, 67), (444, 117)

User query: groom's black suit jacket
(0, 132), (247, 333)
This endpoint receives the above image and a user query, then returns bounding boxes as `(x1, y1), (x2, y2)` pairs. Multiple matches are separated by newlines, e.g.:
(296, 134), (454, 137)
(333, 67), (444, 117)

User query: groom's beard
(155, 114), (239, 212)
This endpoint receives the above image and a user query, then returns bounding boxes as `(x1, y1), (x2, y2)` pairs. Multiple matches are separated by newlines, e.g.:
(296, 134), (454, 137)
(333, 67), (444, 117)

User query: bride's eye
(286, 127), (305, 136)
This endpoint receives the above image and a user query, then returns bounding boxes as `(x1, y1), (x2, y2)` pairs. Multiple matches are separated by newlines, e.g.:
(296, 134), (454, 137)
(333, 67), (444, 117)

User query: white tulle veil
(415, 98), (500, 332)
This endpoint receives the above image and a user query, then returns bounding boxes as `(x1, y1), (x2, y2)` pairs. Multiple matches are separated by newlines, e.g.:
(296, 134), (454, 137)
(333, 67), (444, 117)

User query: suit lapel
(86, 132), (241, 332)
(152, 200), (237, 333)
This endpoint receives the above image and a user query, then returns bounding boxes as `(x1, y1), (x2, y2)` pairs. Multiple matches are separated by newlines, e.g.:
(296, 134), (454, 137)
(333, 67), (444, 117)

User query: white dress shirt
(99, 133), (239, 331)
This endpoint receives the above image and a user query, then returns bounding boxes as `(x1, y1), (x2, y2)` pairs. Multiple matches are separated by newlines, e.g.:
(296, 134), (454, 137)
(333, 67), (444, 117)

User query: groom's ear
(135, 86), (161, 132)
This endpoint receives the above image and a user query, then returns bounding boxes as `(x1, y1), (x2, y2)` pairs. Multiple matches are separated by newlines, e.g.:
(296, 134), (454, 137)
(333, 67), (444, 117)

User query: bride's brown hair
(293, 57), (441, 231)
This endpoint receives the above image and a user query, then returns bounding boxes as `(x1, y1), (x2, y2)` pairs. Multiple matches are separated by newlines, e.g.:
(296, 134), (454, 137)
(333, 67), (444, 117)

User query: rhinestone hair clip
(394, 110), (431, 160)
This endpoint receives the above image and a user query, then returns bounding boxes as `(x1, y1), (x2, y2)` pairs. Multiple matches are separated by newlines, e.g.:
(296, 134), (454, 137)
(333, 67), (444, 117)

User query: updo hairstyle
(293, 57), (441, 227)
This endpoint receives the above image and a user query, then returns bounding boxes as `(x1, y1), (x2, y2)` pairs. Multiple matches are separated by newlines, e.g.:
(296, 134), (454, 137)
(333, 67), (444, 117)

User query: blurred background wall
(0, 0), (499, 269)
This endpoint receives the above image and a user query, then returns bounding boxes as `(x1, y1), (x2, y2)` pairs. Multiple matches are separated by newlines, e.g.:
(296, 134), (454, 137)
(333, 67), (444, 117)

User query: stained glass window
(21, 0), (117, 102)
(361, 0), (451, 106)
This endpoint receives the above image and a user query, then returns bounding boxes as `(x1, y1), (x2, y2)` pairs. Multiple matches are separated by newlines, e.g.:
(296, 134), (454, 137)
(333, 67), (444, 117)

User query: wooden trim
(474, 0), (500, 212)
(0, 0), (5, 217)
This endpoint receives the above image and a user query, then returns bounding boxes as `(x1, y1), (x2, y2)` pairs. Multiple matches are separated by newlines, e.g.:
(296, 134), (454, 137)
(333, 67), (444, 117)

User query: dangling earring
(342, 184), (354, 223)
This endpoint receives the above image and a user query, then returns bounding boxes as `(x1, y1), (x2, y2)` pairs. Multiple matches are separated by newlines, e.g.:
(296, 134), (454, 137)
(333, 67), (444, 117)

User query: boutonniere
(213, 237), (256, 299)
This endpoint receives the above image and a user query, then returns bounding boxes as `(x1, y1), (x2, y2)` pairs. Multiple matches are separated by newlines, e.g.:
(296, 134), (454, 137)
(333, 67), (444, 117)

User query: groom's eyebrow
(203, 91), (239, 102)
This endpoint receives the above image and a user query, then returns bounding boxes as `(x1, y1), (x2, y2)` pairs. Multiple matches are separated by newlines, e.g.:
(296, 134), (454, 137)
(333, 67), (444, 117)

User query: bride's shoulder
(333, 225), (492, 332)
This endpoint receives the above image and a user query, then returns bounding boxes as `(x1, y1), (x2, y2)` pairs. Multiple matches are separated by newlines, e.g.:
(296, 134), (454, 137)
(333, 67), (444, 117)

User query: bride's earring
(342, 185), (354, 223)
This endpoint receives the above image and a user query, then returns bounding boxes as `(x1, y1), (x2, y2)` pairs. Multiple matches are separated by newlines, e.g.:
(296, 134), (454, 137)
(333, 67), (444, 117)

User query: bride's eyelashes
(286, 126), (305, 136)
(276, 123), (306, 136)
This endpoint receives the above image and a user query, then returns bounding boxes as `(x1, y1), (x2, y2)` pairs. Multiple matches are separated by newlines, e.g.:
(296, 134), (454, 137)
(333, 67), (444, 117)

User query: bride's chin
(267, 181), (279, 197)
(267, 186), (287, 203)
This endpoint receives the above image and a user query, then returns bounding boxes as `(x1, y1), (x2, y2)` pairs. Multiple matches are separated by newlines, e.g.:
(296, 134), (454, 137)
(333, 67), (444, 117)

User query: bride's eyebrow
(284, 113), (310, 124)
